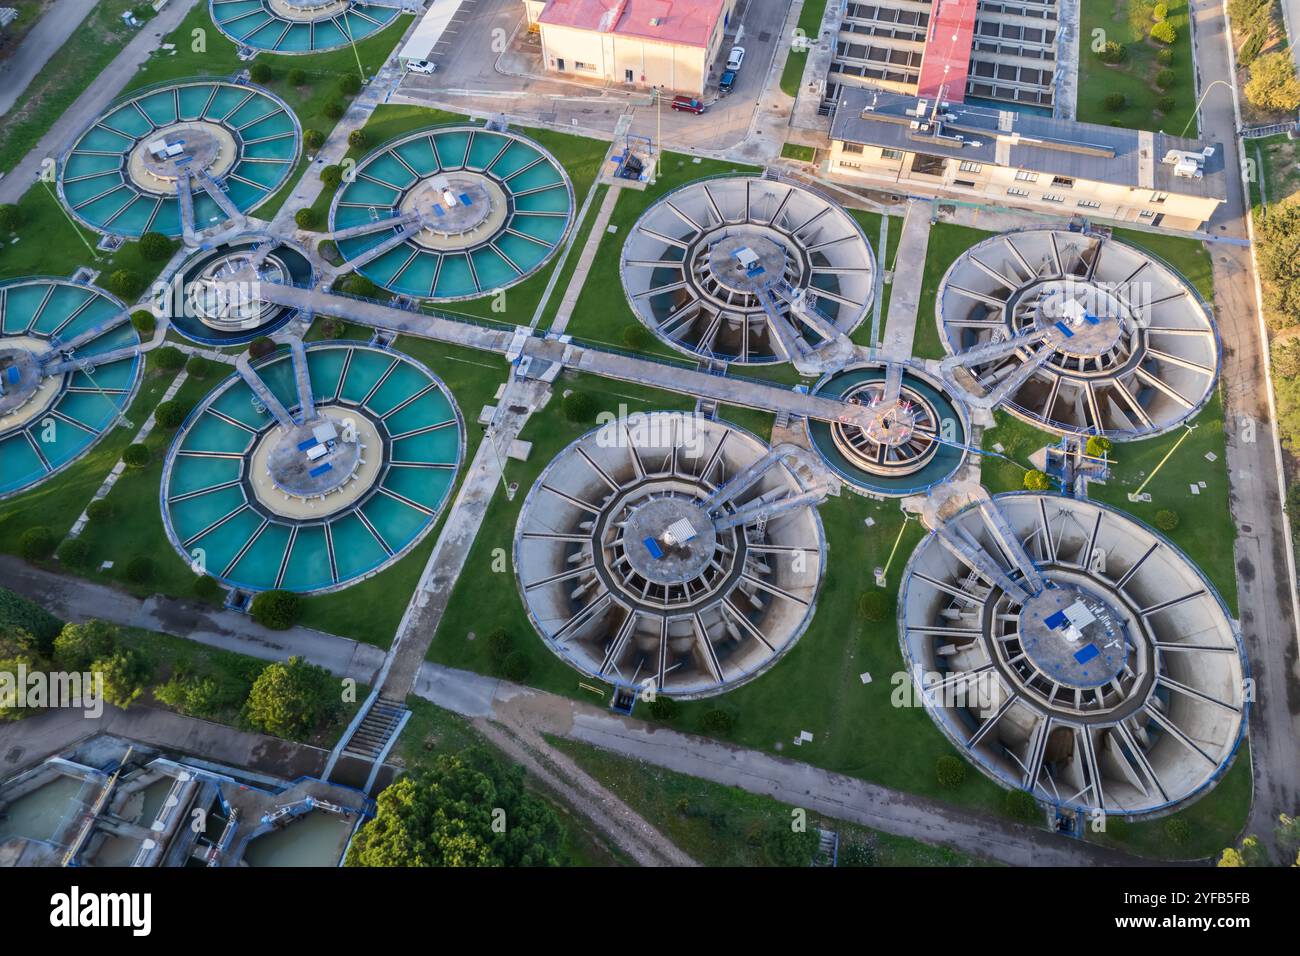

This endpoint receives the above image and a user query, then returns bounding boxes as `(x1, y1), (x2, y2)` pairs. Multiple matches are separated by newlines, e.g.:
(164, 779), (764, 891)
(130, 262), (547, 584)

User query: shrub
(288, 67), (307, 86)
(318, 239), (342, 265)
(249, 336), (276, 359)
(0, 203), (22, 232)
(244, 655), (339, 739)
(0, 587), (63, 653)
(1084, 435), (1112, 458)
(154, 399), (192, 429)
(18, 526), (55, 561)
(1023, 469), (1053, 491)
(1246, 52), (1300, 112)
(1103, 92), (1127, 112)
(86, 498), (114, 521)
(1153, 2), (1168, 20)
(343, 272), (381, 298)
(1155, 509), (1180, 531)
(700, 708), (736, 734)
(501, 650), (531, 682)
(1150, 20), (1176, 45)
(250, 589), (303, 630)
(1156, 96), (1176, 114)
(317, 317), (346, 339)
(858, 590), (890, 622)
(562, 390), (597, 423)
(839, 840), (877, 867)
(1240, 29), (1267, 67)
(1156, 68), (1176, 89)
(138, 231), (172, 261)
(323, 100), (345, 121)
(339, 73), (362, 96)
(130, 310), (156, 336)
(1097, 40), (1126, 65)
(249, 62), (273, 84)
(92, 648), (152, 708)
(1005, 788), (1040, 822)
(156, 673), (244, 719)
(622, 324), (651, 349)
(53, 619), (116, 671)
(185, 355), (216, 379)
(936, 755), (967, 790)
(57, 537), (91, 570)
(1157, 47), (1174, 65)
(647, 696), (678, 720)
(320, 165), (343, 189)
(107, 269), (145, 300)
(153, 345), (185, 371)
(304, 129), (325, 151)
(1165, 816), (1192, 845)
(294, 206), (320, 230)
(193, 574), (225, 603)
(124, 555), (155, 585)
(122, 443), (150, 467)
(485, 628), (513, 666)
(347, 129), (368, 149)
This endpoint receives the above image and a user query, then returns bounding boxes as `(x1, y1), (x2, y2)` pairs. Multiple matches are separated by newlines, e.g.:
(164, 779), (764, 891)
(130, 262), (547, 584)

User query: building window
(959, 160), (983, 173)
(1151, 192), (1169, 204)
(574, 61), (598, 73)
(1042, 193), (1064, 203)
(1077, 199), (1101, 208)
(842, 142), (865, 155)
(1139, 210), (1155, 218)
(1007, 187), (1030, 197)
(881, 148), (904, 160)
(1015, 170), (1038, 182)
(1051, 176), (1074, 188)
(625, 69), (634, 83)
(838, 161), (862, 170)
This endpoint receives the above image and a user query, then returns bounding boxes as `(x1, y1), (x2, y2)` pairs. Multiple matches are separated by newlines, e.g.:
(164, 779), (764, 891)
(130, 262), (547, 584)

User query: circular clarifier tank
(808, 363), (968, 496)
(59, 80), (300, 239)
(330, 126), (574, 300)
(210, 0), (400, 54)
(620, 176), (874, 364)
(899, 492), (1248, 816)
(0, 279), (143, 499)
(514, 412), (826, 698)
(168, 236), (314, 345)
(161, 342), (463, 593)
(937, 228), (1219, 438)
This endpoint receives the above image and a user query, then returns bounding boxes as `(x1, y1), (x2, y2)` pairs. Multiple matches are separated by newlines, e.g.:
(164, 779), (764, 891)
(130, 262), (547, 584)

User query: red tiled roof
(538, 0), (726, 48)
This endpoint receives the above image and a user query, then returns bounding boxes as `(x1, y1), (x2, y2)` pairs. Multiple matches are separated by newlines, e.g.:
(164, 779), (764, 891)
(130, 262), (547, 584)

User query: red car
(670, 96), (706, 114)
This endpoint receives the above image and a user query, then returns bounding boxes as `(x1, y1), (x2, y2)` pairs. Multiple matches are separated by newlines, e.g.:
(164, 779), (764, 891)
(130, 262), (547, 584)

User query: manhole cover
(759, 31), (772, 42)
(4, 746), (23, 763)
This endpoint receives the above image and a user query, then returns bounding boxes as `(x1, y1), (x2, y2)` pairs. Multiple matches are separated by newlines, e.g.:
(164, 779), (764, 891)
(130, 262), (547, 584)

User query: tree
(1246, 52), (1300, 112)
(348, 129), (368, 149)
(1217, 834), (1269, 866)
(323, 100), (345, 121)
(56, 537), (91, 570)
(138, 231), (172, 261)
(250, 589), (303, 630)
(346, 748), (563, 867)
(339, 74), (362, 97)
(154, 399), (192, 429)
(107, 269), (145, 300)
(54, 619), (116, 671)
(1256, 202), (1300, 326)
(320, 165), (342, 189)
(130, 310), (156, 336)
(1023, 469), (1052, 491)
(764, 824), (819, 866)
(153, 345), (185, 371)
(1005, 788), (1040, 822)
(1155, 69), (1176, 89)
(92, 648), (152, 708)
(288, 68), (307, 86)
(561, 390), (597, 423)
(122, 443), (150, 467)
(1149, 21), (1176, 45)
(186, 355), (216, 379)
(193, 574), (225, 603)
(86, 498), (114, 521)
(304, 129), (325, 151)
(124, 555), (155, 585)
(249, 62), (273, 84)
(936, 755), (967, 790)
(1155, 509), (1180, 531)
(0, 203), (22, 232)
(294, 206), (320, 230)
(244, 656), (340, 739)
(0, 649), (41, 720)
(18, 526), (55, 561)
(1273, 335), (1300, 377)
(0, 587), (64, 653)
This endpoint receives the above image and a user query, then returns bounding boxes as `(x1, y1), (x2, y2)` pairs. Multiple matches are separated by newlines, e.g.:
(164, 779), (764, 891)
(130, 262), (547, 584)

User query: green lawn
(1077, 0), (1196, 135)
(849, 209), (897, 348)
(780, 142), (816, 163)
(779, 0), (830, 97)
(1111, 227), (1213, 301)
(980, 411), (1059, 494)
(551, 736), (990, 866)
(912, 222), (995, 360)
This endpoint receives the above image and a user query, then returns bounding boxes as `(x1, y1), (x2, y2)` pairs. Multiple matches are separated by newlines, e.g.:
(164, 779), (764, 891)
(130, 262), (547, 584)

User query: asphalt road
(0, 0), (97, 118)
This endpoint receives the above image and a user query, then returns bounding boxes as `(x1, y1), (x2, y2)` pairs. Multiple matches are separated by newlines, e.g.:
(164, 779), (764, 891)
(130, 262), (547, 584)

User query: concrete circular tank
(167, 236), (314, 345)
(514, 412), (827, 697)
(620, 177), (874, 364)
(936, 229), (1218, 438)
(209, 0), (400, 54)
(808, 362), (968, 496)
(899, 492), (1247, 816)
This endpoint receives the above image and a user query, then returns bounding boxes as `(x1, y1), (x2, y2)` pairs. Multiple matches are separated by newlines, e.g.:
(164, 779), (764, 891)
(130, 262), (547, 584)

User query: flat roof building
(828, 89), (1227, 230)
(523, 0), (738, 95)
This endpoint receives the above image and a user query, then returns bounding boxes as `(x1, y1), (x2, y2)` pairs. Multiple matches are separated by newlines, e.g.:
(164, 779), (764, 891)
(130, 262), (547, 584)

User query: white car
(726, 46), (745, 71)
(407, 59), (437, 75)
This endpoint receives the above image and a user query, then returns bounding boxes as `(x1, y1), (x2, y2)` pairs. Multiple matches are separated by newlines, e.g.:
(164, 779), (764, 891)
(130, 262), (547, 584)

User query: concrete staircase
(342, 696), (409, 763)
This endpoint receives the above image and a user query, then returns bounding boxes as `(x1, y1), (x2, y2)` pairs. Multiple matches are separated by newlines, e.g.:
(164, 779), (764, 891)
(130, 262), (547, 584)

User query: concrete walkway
(879, 199), (933, 361)
(0, 0), (97, 118)
(0, 0), (203, 202)
(0, 555), (1163, 867)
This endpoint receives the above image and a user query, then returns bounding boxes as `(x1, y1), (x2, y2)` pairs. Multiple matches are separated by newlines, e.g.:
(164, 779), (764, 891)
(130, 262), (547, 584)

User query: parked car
(719, 70), (737, 94)
(407, 59), (437, 75)
(726, 46), (745, 71)
(670, 96), (706, 114)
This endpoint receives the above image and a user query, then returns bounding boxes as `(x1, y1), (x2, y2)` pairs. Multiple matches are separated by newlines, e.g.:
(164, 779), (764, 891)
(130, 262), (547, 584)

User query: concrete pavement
(879, 199), (933, 361)
(0, 0), (97, 118)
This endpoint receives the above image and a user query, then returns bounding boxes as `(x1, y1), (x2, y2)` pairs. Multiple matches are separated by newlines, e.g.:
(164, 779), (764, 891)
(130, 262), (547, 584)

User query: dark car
(719, 70), (736, 94)
(671, 95), (706, 114)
